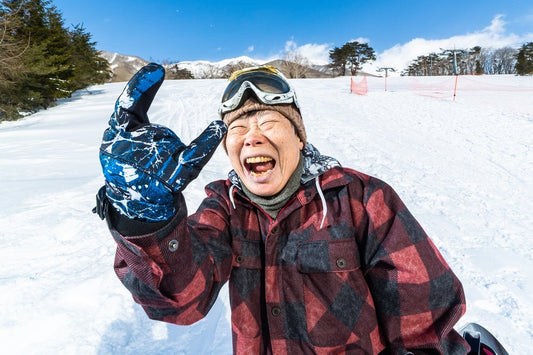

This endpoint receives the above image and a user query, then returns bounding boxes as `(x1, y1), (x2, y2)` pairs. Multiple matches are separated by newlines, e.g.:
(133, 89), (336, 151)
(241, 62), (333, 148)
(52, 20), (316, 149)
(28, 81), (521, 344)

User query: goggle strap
(229, 65), (281, 81)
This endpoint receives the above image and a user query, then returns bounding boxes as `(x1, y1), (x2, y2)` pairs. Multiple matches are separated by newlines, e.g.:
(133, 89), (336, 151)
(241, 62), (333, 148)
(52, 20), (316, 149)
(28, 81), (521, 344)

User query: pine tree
(43, 5), (73, 99)
(515, 42), (533, 75)
(343, 41), (376, 76)
(328, 46), (349, 76)
(469, 46), (484, 75)
(1, 0), (111, 120)
(68, 24), (111, 90)
(329, 41), (376, 76)
(475, 60), (484, 75)
(5, 0), (70, 109)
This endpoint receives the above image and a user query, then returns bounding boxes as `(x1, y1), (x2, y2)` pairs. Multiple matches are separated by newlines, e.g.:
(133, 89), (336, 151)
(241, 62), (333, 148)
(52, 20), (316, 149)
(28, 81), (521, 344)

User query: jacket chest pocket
(297, 238), (360, 273)
(297, 238), (368, 348)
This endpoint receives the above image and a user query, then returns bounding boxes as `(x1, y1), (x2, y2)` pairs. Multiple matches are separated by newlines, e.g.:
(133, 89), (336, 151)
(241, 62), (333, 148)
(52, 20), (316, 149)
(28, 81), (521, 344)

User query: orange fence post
(453, 74), (459, 101)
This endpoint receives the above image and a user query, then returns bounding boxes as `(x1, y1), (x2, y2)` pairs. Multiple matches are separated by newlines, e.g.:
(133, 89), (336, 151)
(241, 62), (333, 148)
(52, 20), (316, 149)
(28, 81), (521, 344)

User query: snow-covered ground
(0, 74), (531, 354)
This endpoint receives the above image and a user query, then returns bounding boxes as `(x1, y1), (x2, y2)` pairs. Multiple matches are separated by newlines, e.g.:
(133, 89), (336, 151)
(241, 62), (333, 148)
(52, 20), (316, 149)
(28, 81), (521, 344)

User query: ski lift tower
(377, 67), (396, 91)
(440, 48), (467, 100)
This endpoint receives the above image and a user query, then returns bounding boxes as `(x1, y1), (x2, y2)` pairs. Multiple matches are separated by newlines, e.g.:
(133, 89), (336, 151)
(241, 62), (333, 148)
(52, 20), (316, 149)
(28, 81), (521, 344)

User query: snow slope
(0, 75), (531, 354)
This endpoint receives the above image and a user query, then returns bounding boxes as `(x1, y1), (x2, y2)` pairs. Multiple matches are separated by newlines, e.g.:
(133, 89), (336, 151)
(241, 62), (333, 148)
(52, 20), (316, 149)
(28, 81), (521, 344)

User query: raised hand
(98, 63), (226, 222)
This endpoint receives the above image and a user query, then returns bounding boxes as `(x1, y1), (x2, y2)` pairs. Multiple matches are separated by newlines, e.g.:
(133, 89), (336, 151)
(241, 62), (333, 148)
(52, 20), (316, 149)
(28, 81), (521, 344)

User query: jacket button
(271, 226), (279, 234)
(235, 255), (244, 263)
(336, 258), (346, 269)
(168, 239), (179, 252)
(271, 307), (281, 317)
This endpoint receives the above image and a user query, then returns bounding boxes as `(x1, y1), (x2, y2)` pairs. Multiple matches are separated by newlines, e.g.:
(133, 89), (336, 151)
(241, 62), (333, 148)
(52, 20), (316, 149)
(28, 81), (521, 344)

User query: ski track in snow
(0, 75), (531, 354)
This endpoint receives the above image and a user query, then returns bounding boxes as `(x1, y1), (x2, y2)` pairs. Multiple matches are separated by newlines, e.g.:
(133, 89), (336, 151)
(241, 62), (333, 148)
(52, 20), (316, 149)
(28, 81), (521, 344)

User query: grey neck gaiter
(241, 153), (304, 219)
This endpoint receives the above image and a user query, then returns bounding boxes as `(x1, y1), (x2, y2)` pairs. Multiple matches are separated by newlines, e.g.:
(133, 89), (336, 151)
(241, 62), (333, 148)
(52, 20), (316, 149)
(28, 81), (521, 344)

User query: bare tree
(493, 47), (517, 74)
(197, 64), (224, 79)
(405, 46), (519, 76)
(1, 4), (29, 78)
(222, 60), (256, 78)
(479, 48), (492, 74)
(166, 65), (194, 79)
(480, 47), (517, 74)
(1, 3), (30, 119)
(282, 50), (311, 78)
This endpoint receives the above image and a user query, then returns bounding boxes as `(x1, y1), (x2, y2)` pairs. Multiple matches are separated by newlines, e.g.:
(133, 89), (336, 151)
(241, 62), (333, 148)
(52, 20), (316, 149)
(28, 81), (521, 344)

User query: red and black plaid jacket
(108, 148), (468, 355)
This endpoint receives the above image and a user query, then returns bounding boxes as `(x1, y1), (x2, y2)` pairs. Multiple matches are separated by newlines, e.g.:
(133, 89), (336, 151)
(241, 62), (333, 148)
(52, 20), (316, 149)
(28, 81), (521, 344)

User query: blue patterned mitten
(99, 63), (226, 222)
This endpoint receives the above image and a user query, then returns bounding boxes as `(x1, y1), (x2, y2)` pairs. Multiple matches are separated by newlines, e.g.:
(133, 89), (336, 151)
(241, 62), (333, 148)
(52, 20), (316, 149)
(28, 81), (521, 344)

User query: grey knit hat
(222, 96), (307, 145)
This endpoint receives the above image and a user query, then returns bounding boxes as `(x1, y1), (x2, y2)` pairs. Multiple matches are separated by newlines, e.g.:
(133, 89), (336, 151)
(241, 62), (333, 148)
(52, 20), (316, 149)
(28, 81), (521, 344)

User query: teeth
(246, 156), (272, 164)
(250, 170), (272, 177)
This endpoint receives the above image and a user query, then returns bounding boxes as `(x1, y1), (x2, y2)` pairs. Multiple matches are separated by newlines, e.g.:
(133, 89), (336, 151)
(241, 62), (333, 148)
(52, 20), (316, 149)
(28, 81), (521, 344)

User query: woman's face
(225, 110), (303, 196)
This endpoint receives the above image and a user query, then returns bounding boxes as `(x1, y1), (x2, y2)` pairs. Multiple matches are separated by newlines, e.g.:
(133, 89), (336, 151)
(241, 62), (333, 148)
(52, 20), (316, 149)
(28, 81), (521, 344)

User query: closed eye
(228, 125), (247, 135)
(258, 119), (279, 130)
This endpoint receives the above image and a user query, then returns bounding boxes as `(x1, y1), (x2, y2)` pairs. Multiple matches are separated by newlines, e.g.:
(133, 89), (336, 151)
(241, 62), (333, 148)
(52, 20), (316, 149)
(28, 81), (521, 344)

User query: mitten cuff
(107, 192), (181, 236)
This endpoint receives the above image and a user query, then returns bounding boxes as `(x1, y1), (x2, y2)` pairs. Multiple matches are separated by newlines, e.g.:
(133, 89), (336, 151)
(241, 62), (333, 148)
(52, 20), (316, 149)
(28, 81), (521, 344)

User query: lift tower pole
(377, 67), (396, 91)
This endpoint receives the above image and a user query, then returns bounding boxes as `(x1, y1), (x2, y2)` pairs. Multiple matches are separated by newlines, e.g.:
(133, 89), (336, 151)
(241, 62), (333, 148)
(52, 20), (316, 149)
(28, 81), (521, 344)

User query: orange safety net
(350, 75), (368, 95)
(407, 75), (533, 100)
(408, 76), (456, 99)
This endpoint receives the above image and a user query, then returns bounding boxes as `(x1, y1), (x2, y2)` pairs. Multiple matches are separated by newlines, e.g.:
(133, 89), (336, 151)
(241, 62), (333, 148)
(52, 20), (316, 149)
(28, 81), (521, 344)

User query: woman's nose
(244, 125), (266, 146)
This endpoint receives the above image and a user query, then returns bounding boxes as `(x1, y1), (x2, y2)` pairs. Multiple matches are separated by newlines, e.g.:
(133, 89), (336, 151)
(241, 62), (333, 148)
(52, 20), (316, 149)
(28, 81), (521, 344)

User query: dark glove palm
(99, 63), (226, 221)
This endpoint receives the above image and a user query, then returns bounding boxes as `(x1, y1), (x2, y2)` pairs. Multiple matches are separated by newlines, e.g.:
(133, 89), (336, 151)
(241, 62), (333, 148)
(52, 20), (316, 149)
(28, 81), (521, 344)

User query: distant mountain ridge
(99, 51), (333, 82)
(99, 52), (149, 82)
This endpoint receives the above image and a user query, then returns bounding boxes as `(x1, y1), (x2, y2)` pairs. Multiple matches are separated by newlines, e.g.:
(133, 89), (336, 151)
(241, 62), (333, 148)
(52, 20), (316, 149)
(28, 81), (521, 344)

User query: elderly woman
(95, 64), (469, 354)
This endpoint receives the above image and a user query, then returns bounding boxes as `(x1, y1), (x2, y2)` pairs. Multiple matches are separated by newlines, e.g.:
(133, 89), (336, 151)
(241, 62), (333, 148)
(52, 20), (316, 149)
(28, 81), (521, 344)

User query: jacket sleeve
(106, 181), (233, 325)
(359, 178), (469, 355)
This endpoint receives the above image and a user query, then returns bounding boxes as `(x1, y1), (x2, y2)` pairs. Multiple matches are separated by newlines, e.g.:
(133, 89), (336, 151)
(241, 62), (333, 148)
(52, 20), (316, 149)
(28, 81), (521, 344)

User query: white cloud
(280, 37), (370, 66)
(349, 37), (370, 44)
(265, 15), (533, 71)
(367, 14), (533, 74)
(246, 45), (254, 53)
(295, 43), (332, 65)
(285, 39), (298, 53)
(283, 39), (332, 65)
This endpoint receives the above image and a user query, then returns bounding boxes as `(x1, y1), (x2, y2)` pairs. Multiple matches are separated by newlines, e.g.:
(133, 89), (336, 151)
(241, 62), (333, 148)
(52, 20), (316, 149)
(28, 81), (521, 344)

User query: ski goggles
(219, 65), (299, 115)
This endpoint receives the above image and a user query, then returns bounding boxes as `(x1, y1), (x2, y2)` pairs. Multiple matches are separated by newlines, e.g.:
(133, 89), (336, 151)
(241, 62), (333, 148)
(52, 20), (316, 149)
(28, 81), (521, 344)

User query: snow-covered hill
(100, 51), (263, 81)
(100, 51), (332, 81)
(174, 55), (262, 79)
(0, 75), (531, 354)
(100, 51), (150, 82)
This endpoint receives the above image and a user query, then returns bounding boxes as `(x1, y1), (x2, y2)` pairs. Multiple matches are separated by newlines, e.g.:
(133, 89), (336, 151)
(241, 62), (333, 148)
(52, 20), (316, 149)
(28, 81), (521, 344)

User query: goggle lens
(221, 71), (291, 103)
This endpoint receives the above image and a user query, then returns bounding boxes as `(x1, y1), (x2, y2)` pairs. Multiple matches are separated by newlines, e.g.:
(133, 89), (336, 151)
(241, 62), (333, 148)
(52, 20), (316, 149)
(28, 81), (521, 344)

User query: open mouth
(245, 156), (276, 177)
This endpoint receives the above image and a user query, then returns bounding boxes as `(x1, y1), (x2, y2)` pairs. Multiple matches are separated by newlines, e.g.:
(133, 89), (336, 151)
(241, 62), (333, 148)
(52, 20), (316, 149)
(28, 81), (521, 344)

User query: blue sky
(53, 0), (533, 67)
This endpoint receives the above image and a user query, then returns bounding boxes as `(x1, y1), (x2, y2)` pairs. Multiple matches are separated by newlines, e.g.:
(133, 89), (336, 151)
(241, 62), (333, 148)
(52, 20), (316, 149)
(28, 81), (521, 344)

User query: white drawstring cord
(315, 177), (327, 229)
(229, 178), (326, 228)
(229, 185), (236, 209)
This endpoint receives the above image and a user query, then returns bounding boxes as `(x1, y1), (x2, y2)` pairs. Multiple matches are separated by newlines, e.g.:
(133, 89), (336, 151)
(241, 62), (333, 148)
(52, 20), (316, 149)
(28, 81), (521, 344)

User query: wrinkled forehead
(229, 110), (289, 125)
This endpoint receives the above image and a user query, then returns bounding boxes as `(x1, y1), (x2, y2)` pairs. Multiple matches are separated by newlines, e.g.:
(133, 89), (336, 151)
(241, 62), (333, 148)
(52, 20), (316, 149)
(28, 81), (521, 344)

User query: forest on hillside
(0, 0), (111, 121)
